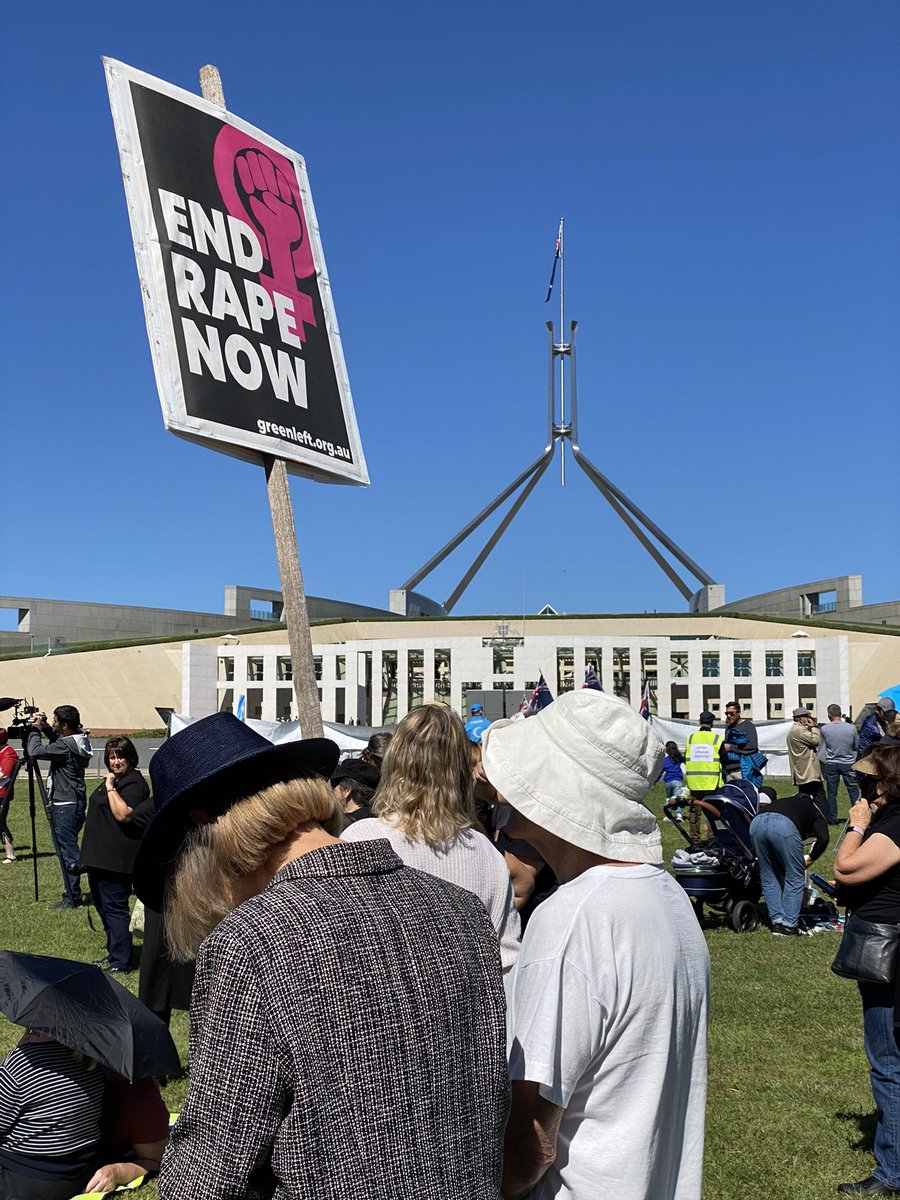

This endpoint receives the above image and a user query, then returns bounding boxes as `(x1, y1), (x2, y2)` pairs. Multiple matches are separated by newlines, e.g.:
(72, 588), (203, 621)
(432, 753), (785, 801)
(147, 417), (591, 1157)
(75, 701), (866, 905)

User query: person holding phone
(787, 707), (826, 814)
(834, 744), (900, 1196)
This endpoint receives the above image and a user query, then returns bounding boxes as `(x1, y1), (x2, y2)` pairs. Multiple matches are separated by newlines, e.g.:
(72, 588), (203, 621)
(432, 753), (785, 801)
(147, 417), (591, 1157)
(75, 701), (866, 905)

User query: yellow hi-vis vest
(684, 729), (723, 793)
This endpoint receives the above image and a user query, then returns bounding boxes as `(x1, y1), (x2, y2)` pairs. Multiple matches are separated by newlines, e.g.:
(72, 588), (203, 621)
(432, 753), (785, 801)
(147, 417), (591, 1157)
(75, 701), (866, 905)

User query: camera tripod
(5, 751), (80, 907)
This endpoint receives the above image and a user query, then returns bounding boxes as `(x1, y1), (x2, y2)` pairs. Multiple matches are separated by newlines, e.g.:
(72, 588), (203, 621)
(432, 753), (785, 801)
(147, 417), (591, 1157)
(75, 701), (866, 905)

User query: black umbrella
(0, 952), (181, 1081)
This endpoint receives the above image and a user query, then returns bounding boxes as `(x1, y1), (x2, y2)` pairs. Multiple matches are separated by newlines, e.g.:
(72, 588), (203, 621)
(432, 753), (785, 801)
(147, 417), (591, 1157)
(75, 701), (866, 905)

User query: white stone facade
(184, 627), (848, 727)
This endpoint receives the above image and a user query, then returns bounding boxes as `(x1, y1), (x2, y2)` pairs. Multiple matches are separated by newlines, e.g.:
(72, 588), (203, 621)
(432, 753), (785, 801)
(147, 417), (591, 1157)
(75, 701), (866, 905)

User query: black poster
(107, 61), (366, 483)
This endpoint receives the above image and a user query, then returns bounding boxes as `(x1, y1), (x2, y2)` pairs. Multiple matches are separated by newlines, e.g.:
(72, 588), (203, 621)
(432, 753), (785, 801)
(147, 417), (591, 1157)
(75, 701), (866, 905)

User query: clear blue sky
(2, 2), (898, 619)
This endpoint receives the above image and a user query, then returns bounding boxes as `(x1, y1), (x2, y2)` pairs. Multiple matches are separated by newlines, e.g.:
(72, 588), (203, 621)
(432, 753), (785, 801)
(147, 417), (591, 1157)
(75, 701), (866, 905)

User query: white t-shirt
(507, 863), (709, 1200)
(340, 817), (521, 972)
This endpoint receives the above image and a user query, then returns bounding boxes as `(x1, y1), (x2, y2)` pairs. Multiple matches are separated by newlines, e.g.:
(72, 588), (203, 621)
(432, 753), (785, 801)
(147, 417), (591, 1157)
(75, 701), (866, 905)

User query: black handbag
(831, 913), (900, 985)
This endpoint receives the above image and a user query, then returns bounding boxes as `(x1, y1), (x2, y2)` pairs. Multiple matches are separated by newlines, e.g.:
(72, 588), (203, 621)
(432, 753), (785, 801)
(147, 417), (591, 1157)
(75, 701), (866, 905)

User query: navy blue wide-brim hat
(132, 712), (340, 911)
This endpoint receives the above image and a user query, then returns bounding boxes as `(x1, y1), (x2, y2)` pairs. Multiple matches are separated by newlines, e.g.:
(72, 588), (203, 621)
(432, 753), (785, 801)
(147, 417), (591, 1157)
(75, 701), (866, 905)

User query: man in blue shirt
(464, 704), (491, 744)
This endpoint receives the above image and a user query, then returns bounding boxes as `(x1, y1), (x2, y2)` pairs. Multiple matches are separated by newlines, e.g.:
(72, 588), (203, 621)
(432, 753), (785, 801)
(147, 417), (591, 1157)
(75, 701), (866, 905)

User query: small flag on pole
(519, 673), (554, 716)
(544, 218), (563, 303)
(639, 681), (651, 721)
(583, 665), (603, 691)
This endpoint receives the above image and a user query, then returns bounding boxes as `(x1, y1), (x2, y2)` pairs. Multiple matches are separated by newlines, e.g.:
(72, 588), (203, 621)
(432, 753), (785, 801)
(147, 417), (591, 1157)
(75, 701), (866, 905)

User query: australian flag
(519, 673), (554, 716)
(544, 218), (563, 303)
(583, 665), (603, 691)
(639, 681), (651, 721)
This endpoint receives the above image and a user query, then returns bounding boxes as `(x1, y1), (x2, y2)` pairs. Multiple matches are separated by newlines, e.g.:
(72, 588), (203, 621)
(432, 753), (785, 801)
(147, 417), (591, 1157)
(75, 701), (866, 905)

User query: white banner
(652, 716), (794, 778)
(105, 59), (368, 486)
(169, 713), (370, 753)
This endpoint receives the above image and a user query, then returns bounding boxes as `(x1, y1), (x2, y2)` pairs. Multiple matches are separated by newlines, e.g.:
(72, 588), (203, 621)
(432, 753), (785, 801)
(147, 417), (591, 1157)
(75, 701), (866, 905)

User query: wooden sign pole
(199, 64), (324, 738)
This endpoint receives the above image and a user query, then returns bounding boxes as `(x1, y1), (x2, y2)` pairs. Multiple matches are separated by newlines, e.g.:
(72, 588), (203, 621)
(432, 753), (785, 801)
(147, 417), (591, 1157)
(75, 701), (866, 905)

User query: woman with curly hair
(342, 703), (520, 971)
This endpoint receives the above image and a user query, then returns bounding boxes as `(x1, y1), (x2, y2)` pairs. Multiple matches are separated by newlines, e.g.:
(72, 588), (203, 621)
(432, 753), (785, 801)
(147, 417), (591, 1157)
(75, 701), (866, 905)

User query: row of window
(554, 648), (815, 691)
(219, 647), (816, 714)
(219, 655), (347, 683)
(381, 649), (453, 723)
(699, 651), (815, 678)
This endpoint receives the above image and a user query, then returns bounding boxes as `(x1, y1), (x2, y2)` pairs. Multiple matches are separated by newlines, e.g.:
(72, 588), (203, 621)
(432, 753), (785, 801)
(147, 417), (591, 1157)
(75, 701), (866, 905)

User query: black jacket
(758, 792), (829, 863)
(26, 729), (92, 806)
(80, 769), (151, 874)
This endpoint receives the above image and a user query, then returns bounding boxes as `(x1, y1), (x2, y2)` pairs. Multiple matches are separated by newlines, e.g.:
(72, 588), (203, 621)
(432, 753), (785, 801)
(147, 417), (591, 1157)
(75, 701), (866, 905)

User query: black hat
(699, 711), (716, 724)
(133, 713), (339, 910)
(330, 758), (380, 789)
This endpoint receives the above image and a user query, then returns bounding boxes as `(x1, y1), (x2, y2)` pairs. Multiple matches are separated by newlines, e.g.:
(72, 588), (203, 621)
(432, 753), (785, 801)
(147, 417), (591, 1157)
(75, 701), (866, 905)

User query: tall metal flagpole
(395, 217), (721, 613)
(559, 219), (565, 486)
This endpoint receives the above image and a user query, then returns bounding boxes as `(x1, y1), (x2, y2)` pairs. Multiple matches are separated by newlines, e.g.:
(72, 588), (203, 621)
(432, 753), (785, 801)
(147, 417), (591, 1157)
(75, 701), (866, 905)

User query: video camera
(0, 697), (40, 742)
(0, 696), (81, 908)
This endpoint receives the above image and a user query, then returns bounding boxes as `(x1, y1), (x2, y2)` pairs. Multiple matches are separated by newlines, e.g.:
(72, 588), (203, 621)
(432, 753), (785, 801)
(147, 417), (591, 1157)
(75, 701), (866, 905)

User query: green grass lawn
(0, 779), (878, 1199)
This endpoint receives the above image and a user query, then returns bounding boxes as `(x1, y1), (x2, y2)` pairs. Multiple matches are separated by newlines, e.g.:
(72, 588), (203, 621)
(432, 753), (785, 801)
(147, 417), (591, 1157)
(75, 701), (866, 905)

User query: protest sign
(105, 58), (368, 486)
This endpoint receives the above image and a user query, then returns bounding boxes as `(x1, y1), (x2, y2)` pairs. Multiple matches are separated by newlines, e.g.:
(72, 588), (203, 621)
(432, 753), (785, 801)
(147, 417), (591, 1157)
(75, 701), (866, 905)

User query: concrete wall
(847, 639), (900, 713)
(0, 588), (394, 651)
(304, 596), (396, 621)
(224, 586), (392, 623)
(389, 589), (449, 617)
(182, 642), (218, 718)
(224, 586), (284, 621)
(0, 595), (240, 648)
(819, 601), (900, 628)
(717, 576), (864, 620)
(2, 642), (182, 731)
(689, 584), (726, 612)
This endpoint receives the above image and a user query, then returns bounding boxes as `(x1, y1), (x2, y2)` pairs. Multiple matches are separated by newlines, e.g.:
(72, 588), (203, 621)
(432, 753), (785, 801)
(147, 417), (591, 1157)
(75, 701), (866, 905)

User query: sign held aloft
(104, 59), (368, 486)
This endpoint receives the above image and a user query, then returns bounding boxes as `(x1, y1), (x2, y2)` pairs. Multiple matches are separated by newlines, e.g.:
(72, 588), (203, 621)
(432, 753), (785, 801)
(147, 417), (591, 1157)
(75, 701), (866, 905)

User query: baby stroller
(664, 779), (762, 932)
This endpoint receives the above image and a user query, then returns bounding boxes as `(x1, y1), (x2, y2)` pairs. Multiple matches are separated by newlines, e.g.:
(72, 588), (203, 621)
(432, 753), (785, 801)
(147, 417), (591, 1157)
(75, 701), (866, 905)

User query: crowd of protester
(0, 691), (898, 1197)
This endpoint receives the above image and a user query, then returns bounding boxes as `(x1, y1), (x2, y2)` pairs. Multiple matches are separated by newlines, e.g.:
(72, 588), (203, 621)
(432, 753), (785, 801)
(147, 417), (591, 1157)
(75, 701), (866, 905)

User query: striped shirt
(0, 1041), (105, 1159)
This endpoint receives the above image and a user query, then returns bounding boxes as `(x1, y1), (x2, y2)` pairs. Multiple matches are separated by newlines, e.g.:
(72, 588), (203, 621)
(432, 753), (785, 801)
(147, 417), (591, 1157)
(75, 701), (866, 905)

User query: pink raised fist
(214, 128), (317, 339)
(236, 150), (306, 289)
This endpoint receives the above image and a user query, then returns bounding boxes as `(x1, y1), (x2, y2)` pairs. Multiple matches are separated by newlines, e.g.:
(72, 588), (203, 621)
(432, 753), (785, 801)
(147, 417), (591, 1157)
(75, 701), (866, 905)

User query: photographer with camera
(26, 706), (93, 909)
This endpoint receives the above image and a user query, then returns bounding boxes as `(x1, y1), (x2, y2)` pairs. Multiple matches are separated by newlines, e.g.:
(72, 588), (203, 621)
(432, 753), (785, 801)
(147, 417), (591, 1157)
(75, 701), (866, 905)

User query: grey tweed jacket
(158, 839), (509, 1200)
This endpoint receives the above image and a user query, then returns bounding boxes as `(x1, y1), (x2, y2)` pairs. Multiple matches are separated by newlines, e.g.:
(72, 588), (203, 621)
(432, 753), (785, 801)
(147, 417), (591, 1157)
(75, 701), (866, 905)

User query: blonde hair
(164, 776), (342, 961)
(373, 703), (475, 848)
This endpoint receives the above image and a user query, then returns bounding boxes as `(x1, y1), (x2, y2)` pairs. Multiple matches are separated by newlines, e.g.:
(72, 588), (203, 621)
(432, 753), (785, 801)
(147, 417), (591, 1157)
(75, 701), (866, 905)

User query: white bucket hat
(481, 689), (665, 864)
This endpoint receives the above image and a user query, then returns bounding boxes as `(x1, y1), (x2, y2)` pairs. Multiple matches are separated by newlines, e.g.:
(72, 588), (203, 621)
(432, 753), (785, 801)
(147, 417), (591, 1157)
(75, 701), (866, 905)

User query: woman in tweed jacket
(132, 714), (508, 1200)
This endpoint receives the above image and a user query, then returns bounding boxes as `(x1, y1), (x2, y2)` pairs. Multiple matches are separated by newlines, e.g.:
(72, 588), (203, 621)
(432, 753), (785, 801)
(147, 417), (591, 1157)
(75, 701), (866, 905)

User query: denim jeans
(823, 761), (861, 823)
(749, 811), (806, 928)
(859, 981), (900, 1188)
(51, 801), (84, 904)
(88, 869), (133, 969)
